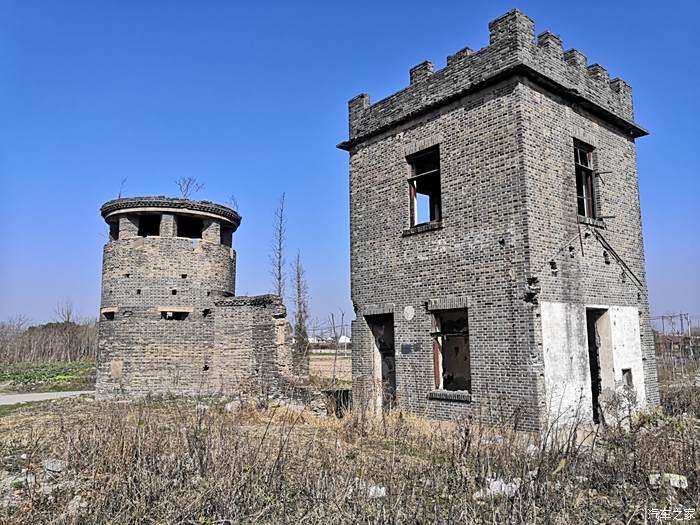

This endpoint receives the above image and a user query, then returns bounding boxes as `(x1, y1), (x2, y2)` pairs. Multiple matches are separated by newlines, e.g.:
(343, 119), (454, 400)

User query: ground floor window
(431, 308), (470, 391)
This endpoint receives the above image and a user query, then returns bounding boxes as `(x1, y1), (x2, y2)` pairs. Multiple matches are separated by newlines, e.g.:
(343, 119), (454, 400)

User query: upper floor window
(408, 147), (442, 226)
(137, 214), (161, 237)
(108, 221), (119, 241)
(574, 143), (596, 219)
(177, 216), (203, 239)
(220, 226), (233, 247)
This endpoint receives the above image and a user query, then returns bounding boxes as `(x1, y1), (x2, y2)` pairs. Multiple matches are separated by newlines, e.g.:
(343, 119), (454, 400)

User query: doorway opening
(585, 308), (612, 424)
(366, 314), (396, 410)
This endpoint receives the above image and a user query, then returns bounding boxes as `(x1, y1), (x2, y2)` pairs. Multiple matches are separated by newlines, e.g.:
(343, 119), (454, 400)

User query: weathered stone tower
(97, 196), (303, 398)
(339, 10), (658, 430)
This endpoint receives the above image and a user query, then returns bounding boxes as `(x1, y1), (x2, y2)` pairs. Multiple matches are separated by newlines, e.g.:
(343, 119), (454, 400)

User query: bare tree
(0, 315), (97, 363)
(117, 177), (128, 198)
(329, 310), (345, 387)
(226, 194), (240, 211)
(54, 300), (74, 323)
(292, 251), (310, 367)
(175, 177), (205, 199)
(269, 193), (286, 300)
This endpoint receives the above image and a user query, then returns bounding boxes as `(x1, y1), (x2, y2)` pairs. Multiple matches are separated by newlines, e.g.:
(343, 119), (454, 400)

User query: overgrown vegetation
(0, 392), (697, 523)
(0, 317), (96, 363)
(0, 360), (96, 392)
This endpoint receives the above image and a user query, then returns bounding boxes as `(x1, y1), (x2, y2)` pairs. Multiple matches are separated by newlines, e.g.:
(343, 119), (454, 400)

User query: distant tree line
(0, 304), (97, 363)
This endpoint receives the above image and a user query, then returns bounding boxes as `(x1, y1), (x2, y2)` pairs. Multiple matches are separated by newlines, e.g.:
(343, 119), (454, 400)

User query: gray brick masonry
(339, 10), (657, 431)
(96, 196), (307, 399)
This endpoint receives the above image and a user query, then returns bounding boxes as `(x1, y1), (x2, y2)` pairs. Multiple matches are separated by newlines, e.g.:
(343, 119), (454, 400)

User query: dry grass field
(309, 352), (352, 386)
(0, 385), (698, 524)
(0, 352), (698, 523)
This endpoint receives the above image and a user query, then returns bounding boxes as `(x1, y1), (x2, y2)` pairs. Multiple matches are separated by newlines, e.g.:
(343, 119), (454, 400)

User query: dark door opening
(366, 314), (396, 409)
(586, 308), (607, 424)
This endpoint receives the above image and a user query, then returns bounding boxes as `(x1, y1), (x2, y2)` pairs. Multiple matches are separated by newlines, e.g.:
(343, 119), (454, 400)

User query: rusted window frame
(574, 143), (596, 219)
(430, 308), (471, 392)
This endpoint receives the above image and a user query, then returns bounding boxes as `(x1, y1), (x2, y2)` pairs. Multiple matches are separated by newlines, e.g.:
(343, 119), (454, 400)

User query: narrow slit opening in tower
(177, 216), (204, 239)
(161, 311), (189, 320)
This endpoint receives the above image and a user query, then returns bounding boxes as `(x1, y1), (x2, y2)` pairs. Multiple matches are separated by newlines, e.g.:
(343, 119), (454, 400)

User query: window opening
(431, 309), (470, 391)
(138, 214), (161, 237)
(408, 147), (441, 226)
(221, 226), (233, 247)
(622, 368), (633, 388)
(177, 216), (204, 239)
(109, 222), (119, 241)
(575, 143), (596, 219)
(161, 311), (189, 320)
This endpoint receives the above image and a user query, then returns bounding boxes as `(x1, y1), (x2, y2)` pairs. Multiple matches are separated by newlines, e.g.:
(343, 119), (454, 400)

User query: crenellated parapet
(339, 10), (644, 149)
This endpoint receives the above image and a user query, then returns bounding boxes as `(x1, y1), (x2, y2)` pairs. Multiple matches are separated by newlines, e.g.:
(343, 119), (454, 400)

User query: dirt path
(0, 391), (94, 406)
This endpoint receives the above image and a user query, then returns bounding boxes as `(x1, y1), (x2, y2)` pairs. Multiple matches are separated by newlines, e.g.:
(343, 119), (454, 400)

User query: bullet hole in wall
(124, 273), (130, 278)
(172, 290), (177, 295)
(181, 274), (187, 279)
(202, 309), (211, 318)
(203, 364), (210, 371)
(136, 289), (141, 295)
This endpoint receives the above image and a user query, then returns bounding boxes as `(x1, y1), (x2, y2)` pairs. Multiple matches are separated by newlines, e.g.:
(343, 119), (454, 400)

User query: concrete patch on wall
(540, 301), (593, 425)
(109, 360), (123, 380)
(609, 306), (645, 407)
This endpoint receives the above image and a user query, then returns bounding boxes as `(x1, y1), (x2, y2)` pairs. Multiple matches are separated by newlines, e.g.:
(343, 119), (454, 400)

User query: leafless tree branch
(269, 193), (286, 300)
(175, 177), (205, 199)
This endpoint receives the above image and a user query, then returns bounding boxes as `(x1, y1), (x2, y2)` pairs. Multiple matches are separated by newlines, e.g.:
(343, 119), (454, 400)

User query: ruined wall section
(96, 197), (239, 398)
(213, 295), (296, 395)
(97, 303), (217, 397)
(96, 197), (306, 399)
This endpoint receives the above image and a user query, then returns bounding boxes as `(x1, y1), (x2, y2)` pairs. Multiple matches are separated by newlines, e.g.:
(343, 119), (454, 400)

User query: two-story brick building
(338, 10), (658, 430)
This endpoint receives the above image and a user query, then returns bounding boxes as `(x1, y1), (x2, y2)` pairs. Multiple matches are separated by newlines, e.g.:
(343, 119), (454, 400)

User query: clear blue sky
(0, 1), (698, 327)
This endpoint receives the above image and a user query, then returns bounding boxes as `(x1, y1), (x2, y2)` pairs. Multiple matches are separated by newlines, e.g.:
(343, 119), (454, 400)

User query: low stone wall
(96, 295), (304, 399)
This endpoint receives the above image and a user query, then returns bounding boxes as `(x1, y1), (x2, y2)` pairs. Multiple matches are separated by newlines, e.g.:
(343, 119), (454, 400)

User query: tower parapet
(340, 9), (644, 150)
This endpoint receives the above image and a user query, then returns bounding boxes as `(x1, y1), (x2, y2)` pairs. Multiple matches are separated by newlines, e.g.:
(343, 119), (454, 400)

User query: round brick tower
(96, 196), (241, 398)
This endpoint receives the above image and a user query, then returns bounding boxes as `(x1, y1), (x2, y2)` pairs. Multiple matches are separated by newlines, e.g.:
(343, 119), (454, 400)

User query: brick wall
(96, 198), (305, 399)
(342, 10), (655, 430)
